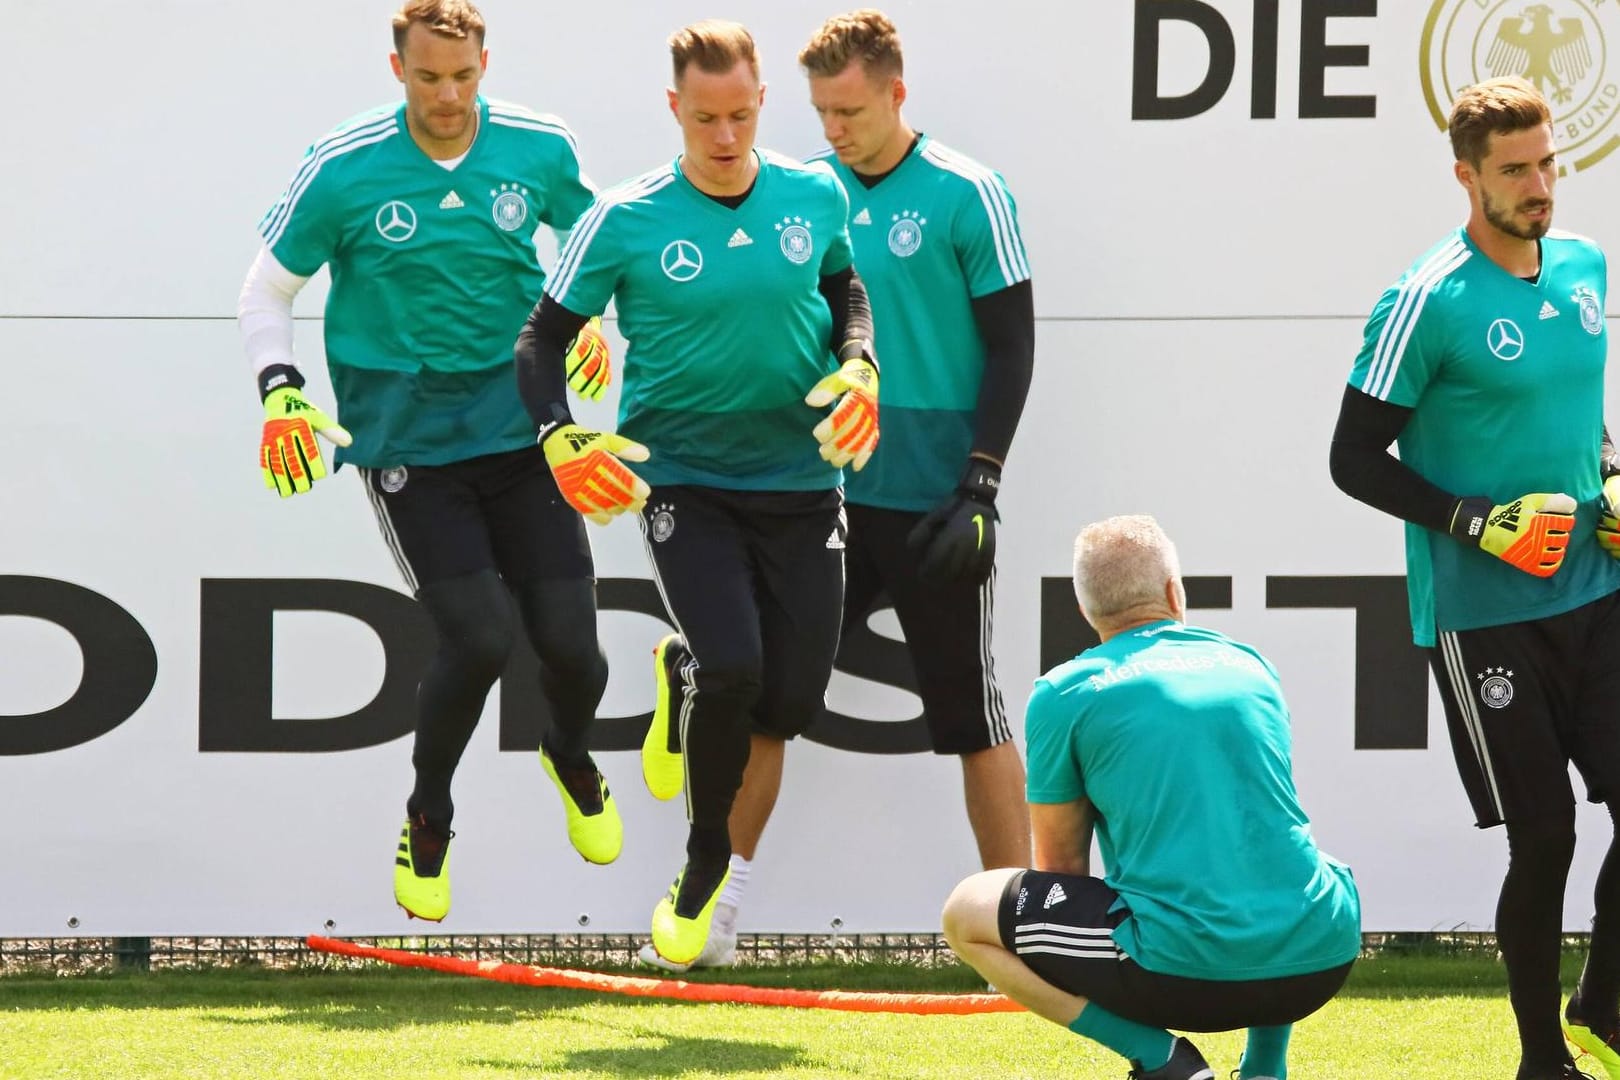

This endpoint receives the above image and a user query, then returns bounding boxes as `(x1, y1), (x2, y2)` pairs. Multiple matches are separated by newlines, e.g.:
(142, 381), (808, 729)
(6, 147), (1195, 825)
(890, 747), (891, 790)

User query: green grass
(0, 953), (1593, 1079)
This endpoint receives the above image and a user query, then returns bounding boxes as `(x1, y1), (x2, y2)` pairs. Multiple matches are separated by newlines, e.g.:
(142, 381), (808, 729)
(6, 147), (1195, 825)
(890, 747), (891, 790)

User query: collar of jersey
(397, 96), (487, 171)
(672, 149), (768, 212)
(1455, 224), (1547, 292)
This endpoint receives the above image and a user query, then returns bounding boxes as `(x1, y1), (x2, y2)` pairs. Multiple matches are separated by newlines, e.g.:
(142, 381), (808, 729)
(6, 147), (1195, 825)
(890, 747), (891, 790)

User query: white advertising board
(5, 1), (1620, 934)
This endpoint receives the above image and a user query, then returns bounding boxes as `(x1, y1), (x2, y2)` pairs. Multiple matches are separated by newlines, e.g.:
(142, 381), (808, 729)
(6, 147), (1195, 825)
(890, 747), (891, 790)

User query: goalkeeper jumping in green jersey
(237, 0), (624, 925)
(514, 19), (876, 970)
(1331, 76), (1620, 1080)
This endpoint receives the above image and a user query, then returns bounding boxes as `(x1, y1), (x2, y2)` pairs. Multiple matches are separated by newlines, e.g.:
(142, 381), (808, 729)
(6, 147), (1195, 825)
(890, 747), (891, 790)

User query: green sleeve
(954, 169), (1031, 298)
(544, 198), (619, 317)
(1025, 677), (1086, 804)
(256, 146), (345, 278)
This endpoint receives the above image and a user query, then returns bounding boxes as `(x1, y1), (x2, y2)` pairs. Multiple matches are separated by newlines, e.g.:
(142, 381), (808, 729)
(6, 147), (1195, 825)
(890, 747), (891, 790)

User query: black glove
(906, 459), (1001, 584)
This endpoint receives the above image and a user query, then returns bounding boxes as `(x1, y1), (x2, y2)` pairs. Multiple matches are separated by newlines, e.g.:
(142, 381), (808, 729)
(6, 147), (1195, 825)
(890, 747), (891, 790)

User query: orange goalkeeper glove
(540, 419), (650, 525)
(805, 356), (879, 471)
(1598, 475), (1620, 558)
(566, 316), (612, 402)
(260, 386), (352, 498)
(1448, 492), (1576, 577)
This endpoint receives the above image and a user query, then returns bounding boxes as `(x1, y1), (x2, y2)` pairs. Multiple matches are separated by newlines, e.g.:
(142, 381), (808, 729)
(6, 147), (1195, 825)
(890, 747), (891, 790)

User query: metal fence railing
(0, 930), (1586, 977)
(0, 931), (964, 976)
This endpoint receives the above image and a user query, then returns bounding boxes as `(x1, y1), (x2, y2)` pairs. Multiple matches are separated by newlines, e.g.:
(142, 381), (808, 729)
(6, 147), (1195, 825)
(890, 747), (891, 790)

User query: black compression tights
(1499, 812), (1577, 1077)
(406, 571), (607, 826)
(1575, 802), (1620, 1030)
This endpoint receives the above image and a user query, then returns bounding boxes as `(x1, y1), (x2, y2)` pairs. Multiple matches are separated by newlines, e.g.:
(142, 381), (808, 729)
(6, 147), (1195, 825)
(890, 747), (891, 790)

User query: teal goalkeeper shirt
(1026, 621), (1362, 981)
(1347, 227), (1620, 646)
(257, 97), (595, 468)
(812, 135), (1031, 509)
(544, 150), (854, 490)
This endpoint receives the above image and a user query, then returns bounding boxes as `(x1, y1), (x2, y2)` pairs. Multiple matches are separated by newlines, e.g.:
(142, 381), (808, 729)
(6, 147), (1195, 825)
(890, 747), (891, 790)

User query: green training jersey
(544, 150), (853, 490)
(1026, 621), (1362, 982)
(258, 97), (595, 468)
(812, 136), (1031, 510)
(1348, 227), (1620, 646)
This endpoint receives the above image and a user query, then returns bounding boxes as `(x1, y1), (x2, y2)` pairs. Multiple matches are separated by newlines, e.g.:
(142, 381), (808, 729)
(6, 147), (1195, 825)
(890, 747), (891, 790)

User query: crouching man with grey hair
(942, 515), (1362, 1080)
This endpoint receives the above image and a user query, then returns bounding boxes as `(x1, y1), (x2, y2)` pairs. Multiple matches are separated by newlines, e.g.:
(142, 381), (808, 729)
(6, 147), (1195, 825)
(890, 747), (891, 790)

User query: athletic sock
(719, 855), (751, 909)
(1239, 1024), (1291, 1079)
(1067, 1003), (1174, 1070)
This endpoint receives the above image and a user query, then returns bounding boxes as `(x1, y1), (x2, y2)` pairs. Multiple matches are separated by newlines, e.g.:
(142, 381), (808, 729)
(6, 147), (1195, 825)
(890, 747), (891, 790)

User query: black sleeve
(514, 295), (590, 431)
(966, 279), (1035, 465)
(1328, 384), (1460, 534)
(817, 266), (877, 366)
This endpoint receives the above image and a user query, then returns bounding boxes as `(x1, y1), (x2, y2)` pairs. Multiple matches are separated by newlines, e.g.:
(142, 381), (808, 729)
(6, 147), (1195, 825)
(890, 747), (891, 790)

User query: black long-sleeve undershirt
(967, 279), (1034, 465)
(514, 294), (587, 430)
(1327, 384), (1460, 534)
(817, 266), (876, 365)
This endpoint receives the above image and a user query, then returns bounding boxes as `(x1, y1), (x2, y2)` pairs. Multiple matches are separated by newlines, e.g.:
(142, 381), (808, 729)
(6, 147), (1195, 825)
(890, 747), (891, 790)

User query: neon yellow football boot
(539, 748), (623, 865)
(643, 634), (689, 801)
(393, 814), (452, 922)
(1566, 994), (1620, 1079)
(651, 862), (732, 967)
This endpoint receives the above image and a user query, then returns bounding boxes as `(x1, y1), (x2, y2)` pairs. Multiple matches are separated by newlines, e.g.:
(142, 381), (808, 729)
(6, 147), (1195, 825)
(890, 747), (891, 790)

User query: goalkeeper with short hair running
(1331, 76), (1620, 1080)
(238, 0), (625, 925)
(643, 8), (1040, 974)
(515, 18), (876, 969)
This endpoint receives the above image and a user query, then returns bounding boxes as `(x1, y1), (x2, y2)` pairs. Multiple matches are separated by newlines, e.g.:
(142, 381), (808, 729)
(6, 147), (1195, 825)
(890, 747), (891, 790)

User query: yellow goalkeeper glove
(566, 316), (612, 402)
(541, 421), (650, 525)
(1448, 492), (1576, 577)
(260, 387), (352, 498)
(805, 356), (879, 471)
(1599, 475), (1620, 558)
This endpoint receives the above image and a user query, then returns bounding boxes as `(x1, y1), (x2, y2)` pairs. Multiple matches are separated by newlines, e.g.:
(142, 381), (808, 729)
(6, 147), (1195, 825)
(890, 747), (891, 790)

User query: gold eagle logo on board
(1421, 2), (1620, 175)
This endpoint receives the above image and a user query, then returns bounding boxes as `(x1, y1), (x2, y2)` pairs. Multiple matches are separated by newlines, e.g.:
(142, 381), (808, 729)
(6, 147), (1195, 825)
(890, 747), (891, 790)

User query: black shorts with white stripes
(357, 445), (593, 593)
(997, 871), (1352, 1032)
(1429, 589), (1620, 828)
(842, 503), (1012, 755)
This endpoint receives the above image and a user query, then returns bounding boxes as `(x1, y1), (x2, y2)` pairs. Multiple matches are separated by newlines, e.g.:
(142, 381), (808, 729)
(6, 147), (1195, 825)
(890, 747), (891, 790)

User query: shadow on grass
(195, 999), (571, 1033)
(0, 974), (612, 1031)
(467, 1031), (806, 1077)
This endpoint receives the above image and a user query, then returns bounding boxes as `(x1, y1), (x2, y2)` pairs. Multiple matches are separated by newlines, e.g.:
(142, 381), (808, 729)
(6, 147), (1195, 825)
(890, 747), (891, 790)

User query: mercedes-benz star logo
(1486, 318), (1525, 361)
(660, 239), (703, 282)
(375, 201), (418, 243)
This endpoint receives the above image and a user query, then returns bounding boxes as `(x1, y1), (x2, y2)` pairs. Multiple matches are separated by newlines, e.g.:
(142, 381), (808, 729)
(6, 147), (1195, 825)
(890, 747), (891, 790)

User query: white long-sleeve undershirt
(236, 246), (310, 378)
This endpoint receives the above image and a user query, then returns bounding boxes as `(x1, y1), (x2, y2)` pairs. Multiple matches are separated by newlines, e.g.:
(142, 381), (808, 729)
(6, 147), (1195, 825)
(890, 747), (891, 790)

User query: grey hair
(1072, 515), (1181, 628)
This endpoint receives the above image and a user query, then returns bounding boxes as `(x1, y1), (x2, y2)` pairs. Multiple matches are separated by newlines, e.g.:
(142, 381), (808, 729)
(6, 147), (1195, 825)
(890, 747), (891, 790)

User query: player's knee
(1505, 810), (1577, 869)
(442, 618), (515, 684)
(513, 578), (599, 666)
(533, 630), (606, 687)
(418, 573), (516, 682)
(941, 869), (1016, 950)
(754, 666), (837, 737)
(940, 881), (974, 950)
(691, 649), (765, 711)
(753, 693), (821, 739)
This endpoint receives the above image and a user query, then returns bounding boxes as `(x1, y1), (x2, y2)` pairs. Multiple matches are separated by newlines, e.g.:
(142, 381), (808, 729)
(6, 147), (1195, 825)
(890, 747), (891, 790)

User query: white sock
(719, 854), (751, 910)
